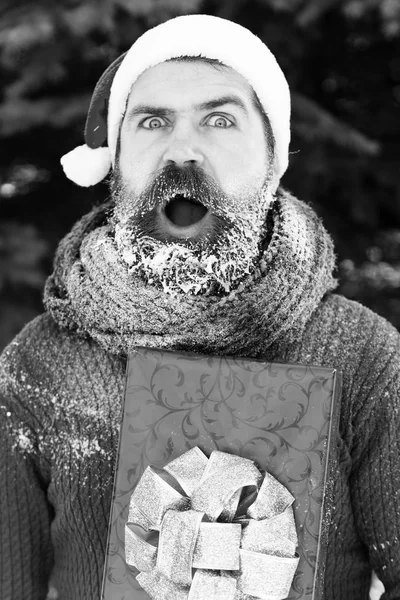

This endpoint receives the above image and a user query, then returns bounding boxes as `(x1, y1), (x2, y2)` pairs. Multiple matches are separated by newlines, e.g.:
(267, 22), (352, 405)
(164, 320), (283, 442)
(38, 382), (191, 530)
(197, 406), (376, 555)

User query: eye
(140, 116), (168, 129)
(205, 114), (234, 128)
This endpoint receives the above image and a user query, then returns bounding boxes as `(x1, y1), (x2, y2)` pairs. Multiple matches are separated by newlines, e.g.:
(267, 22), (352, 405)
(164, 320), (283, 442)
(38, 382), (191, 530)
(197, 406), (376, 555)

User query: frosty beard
(109, 164), (275, 296)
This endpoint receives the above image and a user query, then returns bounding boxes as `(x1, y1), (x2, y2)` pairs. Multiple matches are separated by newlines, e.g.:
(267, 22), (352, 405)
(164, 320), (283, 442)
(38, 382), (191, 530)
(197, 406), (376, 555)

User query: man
(0, 14), (399, 600)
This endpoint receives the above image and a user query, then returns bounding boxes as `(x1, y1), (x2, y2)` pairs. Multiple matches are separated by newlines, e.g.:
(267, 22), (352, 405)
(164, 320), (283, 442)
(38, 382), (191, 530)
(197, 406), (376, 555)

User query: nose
(162, 122), (204, 167)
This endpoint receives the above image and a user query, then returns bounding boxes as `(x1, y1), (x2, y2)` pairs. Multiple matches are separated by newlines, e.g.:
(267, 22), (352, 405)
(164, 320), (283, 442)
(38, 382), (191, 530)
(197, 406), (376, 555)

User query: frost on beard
(114, 221), (264, 297)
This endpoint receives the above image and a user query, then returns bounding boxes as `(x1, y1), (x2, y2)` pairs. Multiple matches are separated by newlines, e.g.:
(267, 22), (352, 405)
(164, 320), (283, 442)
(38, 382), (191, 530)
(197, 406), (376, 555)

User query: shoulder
(303, 292), (400, 408)
(316, 292), (400, 382)
(0, 313), (125, 450)
(311, 293), (400, 428)
(312, 292), (400, 356)
(0, 313), (90, 381)
(0, 314), (67, 458)
(0, 312), (122, 404)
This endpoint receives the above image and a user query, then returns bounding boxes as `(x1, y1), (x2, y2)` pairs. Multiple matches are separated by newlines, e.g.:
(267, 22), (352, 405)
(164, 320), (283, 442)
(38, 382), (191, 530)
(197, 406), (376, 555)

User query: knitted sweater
(1, 194), (400, 600)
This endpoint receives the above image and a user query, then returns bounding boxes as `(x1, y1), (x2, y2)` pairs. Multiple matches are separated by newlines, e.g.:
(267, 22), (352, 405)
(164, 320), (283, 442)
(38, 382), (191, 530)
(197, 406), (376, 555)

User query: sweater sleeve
(350, 318), (400, 600)
(0, 324), (54, 600)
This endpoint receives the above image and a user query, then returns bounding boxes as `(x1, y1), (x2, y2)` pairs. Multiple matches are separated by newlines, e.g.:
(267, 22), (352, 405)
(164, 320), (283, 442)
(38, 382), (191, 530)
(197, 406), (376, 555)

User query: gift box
(101, 348), (341, 600)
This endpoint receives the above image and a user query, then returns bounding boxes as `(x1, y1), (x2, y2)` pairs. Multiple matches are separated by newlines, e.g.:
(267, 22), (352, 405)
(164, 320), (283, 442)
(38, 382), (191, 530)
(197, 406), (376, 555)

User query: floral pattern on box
(101, 348), (341, 600)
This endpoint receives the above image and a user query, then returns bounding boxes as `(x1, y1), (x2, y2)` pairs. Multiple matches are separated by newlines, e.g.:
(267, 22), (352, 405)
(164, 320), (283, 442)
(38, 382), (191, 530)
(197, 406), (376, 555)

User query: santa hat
(61, 14), (291, 188)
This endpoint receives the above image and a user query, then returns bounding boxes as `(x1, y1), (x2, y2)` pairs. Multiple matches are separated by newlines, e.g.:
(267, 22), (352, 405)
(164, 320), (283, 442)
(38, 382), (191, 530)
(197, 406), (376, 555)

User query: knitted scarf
(44, 189), (337, 357)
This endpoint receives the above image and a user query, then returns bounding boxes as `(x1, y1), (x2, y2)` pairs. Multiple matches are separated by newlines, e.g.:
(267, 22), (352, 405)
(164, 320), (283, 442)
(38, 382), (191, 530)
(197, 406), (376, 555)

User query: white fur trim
(108, 14), (290, 181)
(60, 145), (111, 187)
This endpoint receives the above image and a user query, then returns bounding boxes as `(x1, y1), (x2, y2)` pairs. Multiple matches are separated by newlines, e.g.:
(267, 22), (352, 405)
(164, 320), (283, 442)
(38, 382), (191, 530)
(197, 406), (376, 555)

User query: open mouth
(161, 194), (209, 239)
(164, 195), (208, 227)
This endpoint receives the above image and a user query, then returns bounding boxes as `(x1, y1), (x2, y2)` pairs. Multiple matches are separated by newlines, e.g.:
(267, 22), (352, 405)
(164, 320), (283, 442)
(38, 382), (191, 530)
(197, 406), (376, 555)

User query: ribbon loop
(125, 523), (157, 572)
(157, 510), (203, 586)
(190, 451), (261, 521)
(164, 446), (209, 496)
(247, 470), (294, 520)
(238, 550), (300, 600)
(129, 466), (188, 530)
(241, 518), (297, 558)
(137, 570), (189, 600)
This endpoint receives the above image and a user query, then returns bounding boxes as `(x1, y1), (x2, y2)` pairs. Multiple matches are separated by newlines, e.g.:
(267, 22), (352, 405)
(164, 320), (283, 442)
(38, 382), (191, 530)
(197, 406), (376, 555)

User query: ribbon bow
(125, 447), (299, 600)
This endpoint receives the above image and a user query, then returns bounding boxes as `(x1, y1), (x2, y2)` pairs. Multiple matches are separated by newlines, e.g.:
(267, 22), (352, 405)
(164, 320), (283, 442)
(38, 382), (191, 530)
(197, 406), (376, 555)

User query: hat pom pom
(60, 144), (111, 187)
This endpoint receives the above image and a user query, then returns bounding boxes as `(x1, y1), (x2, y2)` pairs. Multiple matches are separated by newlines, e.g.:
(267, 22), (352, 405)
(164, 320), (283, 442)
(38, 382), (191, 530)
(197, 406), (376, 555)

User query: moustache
(142, 163), (227, 212)
(113, 164), (233, 240)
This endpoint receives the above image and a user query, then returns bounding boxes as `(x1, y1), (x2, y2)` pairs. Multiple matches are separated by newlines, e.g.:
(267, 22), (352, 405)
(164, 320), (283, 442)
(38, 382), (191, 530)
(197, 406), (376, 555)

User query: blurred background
(0, 0), (400, 351)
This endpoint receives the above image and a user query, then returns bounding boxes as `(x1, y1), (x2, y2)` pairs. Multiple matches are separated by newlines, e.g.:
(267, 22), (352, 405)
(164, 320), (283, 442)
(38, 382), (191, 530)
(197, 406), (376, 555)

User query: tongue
(165, 196), (207, 227)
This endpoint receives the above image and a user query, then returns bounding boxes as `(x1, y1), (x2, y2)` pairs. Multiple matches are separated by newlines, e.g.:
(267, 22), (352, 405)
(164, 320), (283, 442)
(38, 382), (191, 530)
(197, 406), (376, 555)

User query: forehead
(126, 60), (255, 109)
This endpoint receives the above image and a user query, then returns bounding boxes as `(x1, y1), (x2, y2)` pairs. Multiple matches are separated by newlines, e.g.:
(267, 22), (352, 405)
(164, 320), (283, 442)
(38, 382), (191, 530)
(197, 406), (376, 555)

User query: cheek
(212, 136), (268, 197)
(218, 161), (267, 198)
(118, 136), (154, 193)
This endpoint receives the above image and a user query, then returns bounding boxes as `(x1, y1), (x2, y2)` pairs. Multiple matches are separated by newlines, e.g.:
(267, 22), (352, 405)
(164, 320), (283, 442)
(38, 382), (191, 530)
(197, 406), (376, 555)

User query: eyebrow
(195, 95), (248, 114)
(126, 94), (249, 121)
